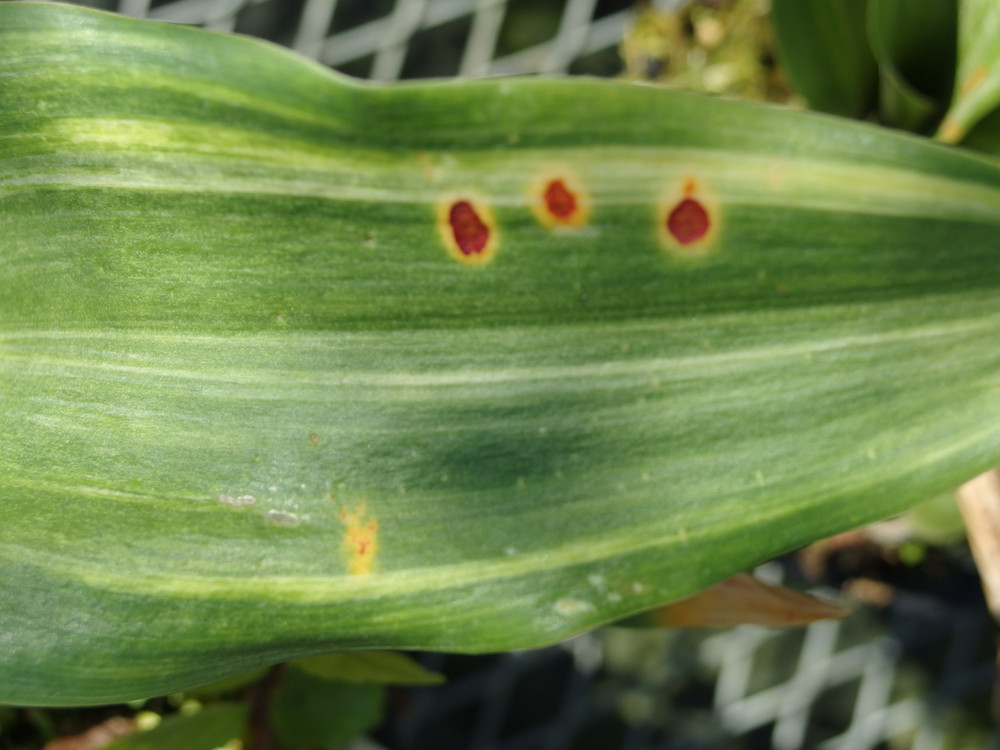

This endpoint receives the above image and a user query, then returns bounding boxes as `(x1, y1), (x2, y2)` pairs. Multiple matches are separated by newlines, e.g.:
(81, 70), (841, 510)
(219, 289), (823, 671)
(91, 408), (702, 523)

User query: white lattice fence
(62, 0), (675, 79)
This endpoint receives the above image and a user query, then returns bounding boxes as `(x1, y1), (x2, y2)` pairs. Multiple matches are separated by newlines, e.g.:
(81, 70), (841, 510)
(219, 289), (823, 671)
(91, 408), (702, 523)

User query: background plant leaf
(938, 0), (1000, 142)
(867, 0), (957, 133)
(182, 669), (271, 700)
(770, 0), (877, 118)
(271, 667), (383, 750)
(293, 653), (444, 686)
(104, 704), (247, 750)
(3, 2), (1000, 707)
(621, 573), (850, 629)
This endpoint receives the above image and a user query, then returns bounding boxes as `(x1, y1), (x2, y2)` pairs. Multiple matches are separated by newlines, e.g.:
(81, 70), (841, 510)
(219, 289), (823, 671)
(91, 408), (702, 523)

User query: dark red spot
(544, 179), (577, 220)
(667, 198), (710, 245)
(449, 201), (490, 256)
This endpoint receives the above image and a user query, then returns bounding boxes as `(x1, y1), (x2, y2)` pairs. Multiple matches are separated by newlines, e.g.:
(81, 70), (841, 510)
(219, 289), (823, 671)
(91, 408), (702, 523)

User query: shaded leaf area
(867, 0), (957, 133)
(770, 0), (877, 118)
(294, 653), (445, 686)
(3, 3), (1000, 706)
(271, 667), (384, 750)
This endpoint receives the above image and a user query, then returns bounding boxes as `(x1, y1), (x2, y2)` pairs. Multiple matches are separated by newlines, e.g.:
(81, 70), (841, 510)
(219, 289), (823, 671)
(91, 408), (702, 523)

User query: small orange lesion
(529, 168), (591, 229)
(937, 116), (964, 144)
(657, 176), (719, 257)
(961, 66), (987, 95)
(340, 502), (378, 575)
(436, 194), (498, 265)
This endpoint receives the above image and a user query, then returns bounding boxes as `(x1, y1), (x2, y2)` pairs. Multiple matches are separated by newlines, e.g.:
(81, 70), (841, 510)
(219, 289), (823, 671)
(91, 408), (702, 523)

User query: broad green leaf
(867, 0), (957, 132)
(938, 0), (1000, 143)
(105, 703), (247, 750)
(271, 668), (383, 750)
(771, 0), (878, 118)
(3, 3), (1000, 706)
(294, 652), (444, 686)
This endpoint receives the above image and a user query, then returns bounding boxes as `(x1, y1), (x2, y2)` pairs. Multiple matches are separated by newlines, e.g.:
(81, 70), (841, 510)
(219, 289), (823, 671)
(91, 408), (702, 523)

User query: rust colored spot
(544, 179), (578, 221)
(308, 433), (320, 445)
(938, 117), (963, 144)
(530, 169), (590, 229)
(341, 503), (378, 575)
(449, 201), (490, 257)
(962, 66), (986, 94)
(667, 198), (710, 245)
(437, 195), (497, 264)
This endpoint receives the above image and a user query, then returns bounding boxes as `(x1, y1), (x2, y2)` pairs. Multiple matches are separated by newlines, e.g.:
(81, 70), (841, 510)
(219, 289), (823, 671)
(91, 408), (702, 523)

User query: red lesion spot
(659, 177), (717, 254)
(531, 170), (590, 229)
(449, 200), (490, 257)
(543, 179), (579, 222)
(667, 198), (710, 245)
(437, 195), (497, 265)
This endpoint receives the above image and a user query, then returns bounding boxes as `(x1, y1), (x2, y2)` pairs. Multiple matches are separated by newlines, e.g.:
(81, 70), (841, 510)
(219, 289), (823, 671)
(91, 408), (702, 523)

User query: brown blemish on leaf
(340, 502), (378, 575)
(436, 195), (498, 265)
(654, 573), (850, 627)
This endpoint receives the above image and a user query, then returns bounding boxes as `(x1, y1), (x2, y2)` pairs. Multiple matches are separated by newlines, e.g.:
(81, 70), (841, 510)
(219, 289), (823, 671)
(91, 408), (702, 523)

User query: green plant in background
(2, 0), (1000, 746)
(621, 0), (793, 102)
(772, 0), (1000, 149)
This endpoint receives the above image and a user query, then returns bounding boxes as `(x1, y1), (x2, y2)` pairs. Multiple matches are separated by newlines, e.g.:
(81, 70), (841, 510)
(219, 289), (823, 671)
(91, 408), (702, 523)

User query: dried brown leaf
(654, 572), (850, 628)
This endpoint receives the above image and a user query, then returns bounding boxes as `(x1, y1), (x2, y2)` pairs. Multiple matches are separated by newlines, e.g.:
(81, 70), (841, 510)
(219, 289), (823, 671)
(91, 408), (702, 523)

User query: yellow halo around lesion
(528, 167), (591, 229)
(340, 502), (378, 575)
(435, 193), (499, 266)
(656, 175), (721, 257)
